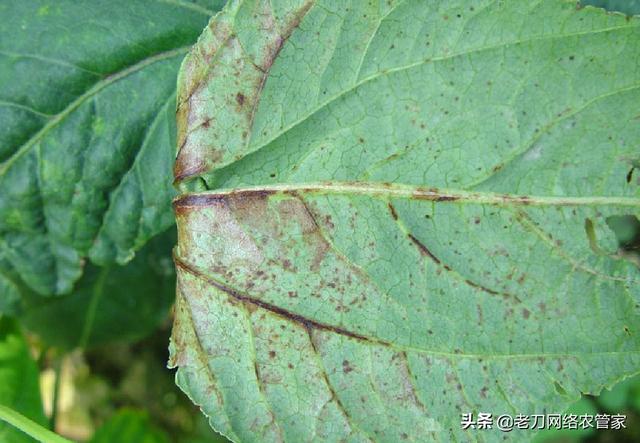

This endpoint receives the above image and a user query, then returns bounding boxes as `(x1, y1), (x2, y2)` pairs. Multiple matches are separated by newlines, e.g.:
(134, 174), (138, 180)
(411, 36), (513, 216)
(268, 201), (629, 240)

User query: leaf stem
(79, 267), (110, 348)
(0, 405), (72, 443)
(49, 355), (62, 432)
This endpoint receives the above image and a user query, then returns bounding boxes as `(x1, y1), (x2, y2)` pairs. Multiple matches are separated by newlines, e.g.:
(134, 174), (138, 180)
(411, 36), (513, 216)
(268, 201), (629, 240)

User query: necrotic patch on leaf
(170, 1), (640, 441)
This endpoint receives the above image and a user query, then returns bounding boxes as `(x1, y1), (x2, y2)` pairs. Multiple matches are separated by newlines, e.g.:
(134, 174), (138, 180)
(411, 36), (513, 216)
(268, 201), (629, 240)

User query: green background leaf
(171, 0), (640, 441)
(89, 408), (170, 443)
(0, 268), (20, 316)
(0, 0), (222, 296)
(582, 0), (640, 16)
(0, 317), (46, 443)
(18, 229), (177, 350)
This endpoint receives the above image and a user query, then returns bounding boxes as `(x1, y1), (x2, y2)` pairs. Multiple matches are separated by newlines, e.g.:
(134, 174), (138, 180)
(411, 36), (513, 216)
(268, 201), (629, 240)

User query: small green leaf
(89, 409), (169, 443)
(0, 317), (46, 443)
(171, 1), (640, 441)
(0, 0), (223, 296)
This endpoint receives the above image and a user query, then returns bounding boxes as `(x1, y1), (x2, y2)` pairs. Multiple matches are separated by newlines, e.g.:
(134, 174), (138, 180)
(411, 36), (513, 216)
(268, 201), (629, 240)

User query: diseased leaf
(0, 0), (223, 296)
(0, 317), (46, 443)
(170, 0), (640, 441)
(19, 229), (177, 350)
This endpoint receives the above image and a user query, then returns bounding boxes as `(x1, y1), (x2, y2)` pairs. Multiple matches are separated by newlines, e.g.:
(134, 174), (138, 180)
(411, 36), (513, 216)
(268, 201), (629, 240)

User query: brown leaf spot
(408, 234), (441, 264)
(236, 92), (246, 106)
(388, 202), (398, 220)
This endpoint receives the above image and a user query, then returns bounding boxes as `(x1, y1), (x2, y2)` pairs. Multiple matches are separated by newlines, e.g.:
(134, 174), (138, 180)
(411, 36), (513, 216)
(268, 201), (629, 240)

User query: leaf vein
(249, 23), (637, 162)
(174, 254), (640, 360)
(0, 46), (190, 175)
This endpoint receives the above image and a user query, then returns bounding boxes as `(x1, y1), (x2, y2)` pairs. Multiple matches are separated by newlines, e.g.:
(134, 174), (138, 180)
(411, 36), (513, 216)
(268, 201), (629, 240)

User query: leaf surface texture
(169, 0), (640, 441)
(0, 0), (222, 295)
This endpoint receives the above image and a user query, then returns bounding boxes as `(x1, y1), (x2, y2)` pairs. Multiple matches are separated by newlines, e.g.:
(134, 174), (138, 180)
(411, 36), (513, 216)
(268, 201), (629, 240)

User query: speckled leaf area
(170, 185), (639, 442)
(170, 0), (640, 442)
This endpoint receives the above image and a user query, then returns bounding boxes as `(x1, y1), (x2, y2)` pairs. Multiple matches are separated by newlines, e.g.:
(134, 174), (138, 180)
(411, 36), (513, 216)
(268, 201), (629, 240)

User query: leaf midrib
(174, 181), (640, 207)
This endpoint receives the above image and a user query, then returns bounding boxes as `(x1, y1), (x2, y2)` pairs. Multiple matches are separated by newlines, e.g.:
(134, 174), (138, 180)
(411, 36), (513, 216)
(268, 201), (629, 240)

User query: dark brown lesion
(407, 233), (522, 302)
(407, 233), (441, 264)
(173, 188), (278, 209)
(235, 92), (246, 106)
(411, 188), (459, 202)
(174, 1), (317, 184)
(387, 202), (399, 220)
(174, 253), (383, 344)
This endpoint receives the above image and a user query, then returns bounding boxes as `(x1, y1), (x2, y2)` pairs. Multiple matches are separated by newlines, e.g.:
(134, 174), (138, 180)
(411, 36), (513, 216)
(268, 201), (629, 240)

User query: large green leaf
(0, 317), (46, 443)
(0, 0), (223, 296)
(170, 0), (640, 442)
(18, 229), (177, 350)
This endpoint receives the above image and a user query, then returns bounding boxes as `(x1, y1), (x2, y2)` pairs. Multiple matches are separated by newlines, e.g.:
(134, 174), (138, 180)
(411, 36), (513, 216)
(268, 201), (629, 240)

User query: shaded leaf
(606, 214), (640, 250)
(90, 409), (170, 443)
(0, 264), (20, 316)
(19, 229), (177, 350)
(531, 397), (598, 442)
(597, 373), (640, 412)
(0, 0), (223, 296)
(582, 0), (640, 15)
(0, 317), (46, 443)
(171, 0), (640, 441)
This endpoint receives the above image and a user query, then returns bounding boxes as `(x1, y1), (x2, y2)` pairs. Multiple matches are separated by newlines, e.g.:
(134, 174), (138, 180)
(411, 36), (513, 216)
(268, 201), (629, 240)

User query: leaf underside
(170, 0), (640, 442)
(0, 0), (222, 296)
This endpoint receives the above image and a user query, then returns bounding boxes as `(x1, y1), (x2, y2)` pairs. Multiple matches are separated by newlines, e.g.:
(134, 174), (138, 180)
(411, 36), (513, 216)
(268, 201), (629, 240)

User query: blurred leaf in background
(532, 398), (598, 443)
(18, 228), (176, 350)
(599, 375), (640, 413)
(0, 0), (227, 441)
(0, 0), (223, 298)
(0, 317), (46, 442)
(89, 409), (170, 443)
(581, 0), (640, 15)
